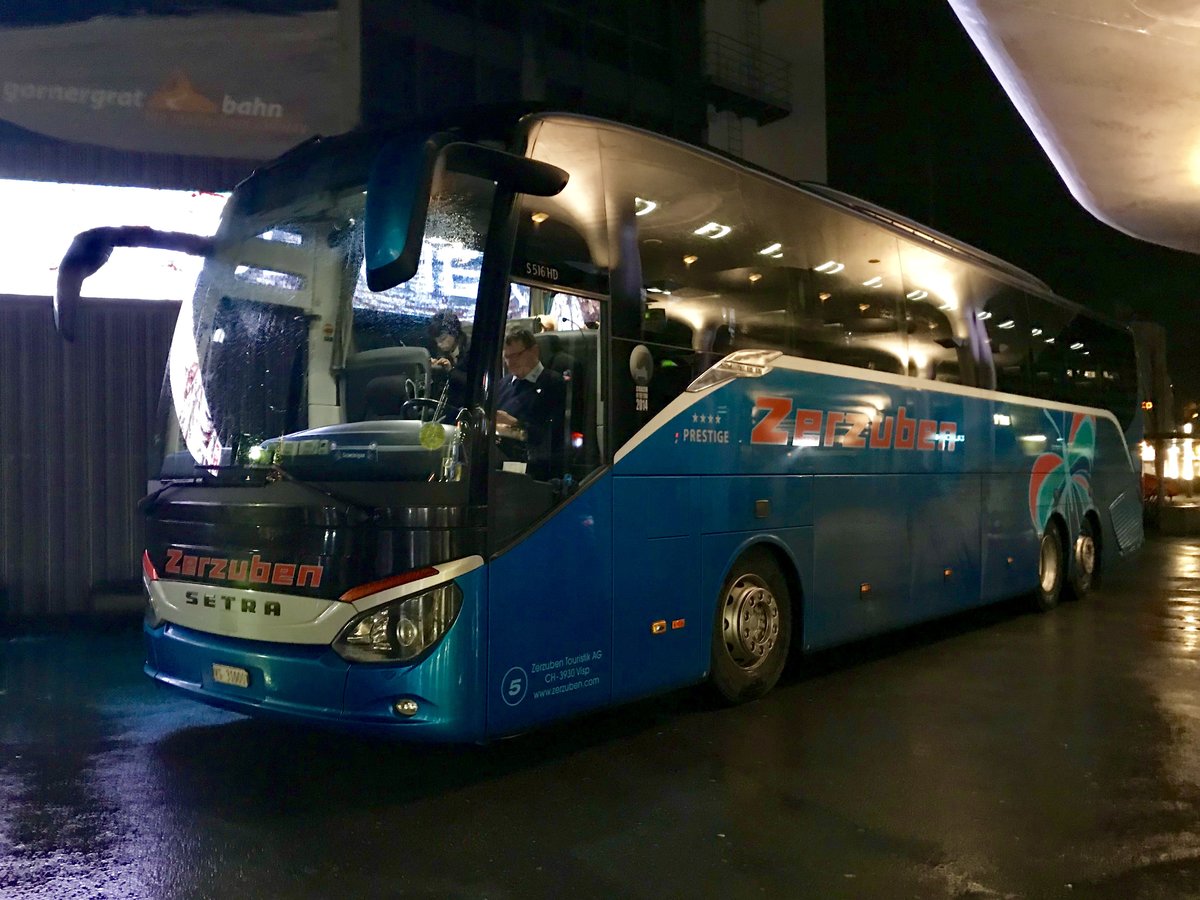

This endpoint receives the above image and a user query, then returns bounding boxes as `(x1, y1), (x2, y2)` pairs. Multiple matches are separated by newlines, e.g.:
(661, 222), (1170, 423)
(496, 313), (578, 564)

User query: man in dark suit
(496, 327), (565, 478)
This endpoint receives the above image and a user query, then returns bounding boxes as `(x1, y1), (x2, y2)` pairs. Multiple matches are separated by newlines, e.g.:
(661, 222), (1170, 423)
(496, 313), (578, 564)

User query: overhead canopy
(948, 0), (1200, 254)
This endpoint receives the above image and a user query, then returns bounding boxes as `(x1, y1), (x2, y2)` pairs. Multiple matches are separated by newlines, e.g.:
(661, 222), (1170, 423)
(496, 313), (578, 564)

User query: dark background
(825, 0), (1200, 410)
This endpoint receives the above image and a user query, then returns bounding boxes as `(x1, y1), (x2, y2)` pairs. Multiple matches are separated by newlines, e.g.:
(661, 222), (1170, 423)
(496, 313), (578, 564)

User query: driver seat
(342, 347), (431, 422)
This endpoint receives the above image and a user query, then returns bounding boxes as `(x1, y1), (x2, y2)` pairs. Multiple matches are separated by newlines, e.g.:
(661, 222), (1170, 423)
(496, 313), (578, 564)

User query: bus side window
(1027, 296), (1076, 405)
(897, 239), (975, 385)
(1093, 323), (1139, 429)
(1053, 311), (1133, 417)
(973, 277), (1031, 396)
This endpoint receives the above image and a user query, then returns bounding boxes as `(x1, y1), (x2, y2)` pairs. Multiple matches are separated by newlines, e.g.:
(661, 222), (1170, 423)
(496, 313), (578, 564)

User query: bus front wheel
(710, 548), (792, 703)
(1034, 523), (1066, 611)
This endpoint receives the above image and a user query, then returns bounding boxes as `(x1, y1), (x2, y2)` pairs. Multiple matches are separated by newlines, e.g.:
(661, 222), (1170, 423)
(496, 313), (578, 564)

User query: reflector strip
(339, 567), (439, 603)
(142, 550), (158, 582)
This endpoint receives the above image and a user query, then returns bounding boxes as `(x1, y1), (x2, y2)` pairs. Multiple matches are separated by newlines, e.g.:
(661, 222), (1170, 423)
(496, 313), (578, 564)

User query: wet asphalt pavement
(3, 536), (1200, 899)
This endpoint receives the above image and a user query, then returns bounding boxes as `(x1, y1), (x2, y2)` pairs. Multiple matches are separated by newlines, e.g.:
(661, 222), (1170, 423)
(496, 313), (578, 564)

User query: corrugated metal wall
(0, 296), (179, 623)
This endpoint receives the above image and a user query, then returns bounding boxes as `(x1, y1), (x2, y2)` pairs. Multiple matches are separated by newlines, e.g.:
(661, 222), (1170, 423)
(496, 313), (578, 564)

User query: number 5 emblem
(501, 666), (528, 706)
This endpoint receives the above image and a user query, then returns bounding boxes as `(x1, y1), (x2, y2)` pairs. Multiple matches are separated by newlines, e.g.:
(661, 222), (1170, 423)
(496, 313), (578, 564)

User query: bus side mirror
(443, 143), (568, 198)
(55, 226), (214, 342)
(55, 230), (114, 342)
(365, 137), (567, 293)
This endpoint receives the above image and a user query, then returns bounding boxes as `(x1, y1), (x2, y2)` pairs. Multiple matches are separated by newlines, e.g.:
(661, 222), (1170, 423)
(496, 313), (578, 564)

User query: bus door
(485, 288), (613, 736)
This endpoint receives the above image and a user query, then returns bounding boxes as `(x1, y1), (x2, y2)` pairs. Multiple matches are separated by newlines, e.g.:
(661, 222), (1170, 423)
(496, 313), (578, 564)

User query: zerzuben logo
(164, 548), (323, 588)
(751, 396), (964, 451)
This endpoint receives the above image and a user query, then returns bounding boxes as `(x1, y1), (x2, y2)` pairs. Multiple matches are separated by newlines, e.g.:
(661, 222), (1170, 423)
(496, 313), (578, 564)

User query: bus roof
(527, 112), (1125, 329)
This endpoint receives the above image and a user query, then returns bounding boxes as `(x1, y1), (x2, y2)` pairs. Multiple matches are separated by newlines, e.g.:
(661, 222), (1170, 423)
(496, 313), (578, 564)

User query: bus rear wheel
(1033, 522), (1066, 612)
(710, 548), (792, 704)
(1067, 516), (1099, 601)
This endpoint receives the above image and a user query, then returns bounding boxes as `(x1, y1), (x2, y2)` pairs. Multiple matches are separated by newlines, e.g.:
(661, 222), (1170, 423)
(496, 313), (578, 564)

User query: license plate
(212, 663), (250, 688)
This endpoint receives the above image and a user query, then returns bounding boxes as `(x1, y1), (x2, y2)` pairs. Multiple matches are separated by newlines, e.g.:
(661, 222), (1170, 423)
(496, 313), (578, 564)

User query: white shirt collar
(522, 361), (544, 383)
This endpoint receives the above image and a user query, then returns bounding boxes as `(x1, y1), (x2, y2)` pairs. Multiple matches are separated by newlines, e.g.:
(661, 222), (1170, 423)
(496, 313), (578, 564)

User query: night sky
(825, 0), (1200, 409)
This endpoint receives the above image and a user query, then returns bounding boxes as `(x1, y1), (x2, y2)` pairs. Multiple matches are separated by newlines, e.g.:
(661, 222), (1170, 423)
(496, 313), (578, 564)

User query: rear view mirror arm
(55, 226), (214, 342)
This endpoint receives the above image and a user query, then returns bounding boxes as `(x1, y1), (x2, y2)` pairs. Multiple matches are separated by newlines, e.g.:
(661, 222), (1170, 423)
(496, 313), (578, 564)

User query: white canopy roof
(948, 0), (1200, 254)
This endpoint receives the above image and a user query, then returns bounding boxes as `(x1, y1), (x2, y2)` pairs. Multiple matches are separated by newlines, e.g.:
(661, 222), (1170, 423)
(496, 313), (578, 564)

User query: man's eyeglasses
(502, 345), (534, 364)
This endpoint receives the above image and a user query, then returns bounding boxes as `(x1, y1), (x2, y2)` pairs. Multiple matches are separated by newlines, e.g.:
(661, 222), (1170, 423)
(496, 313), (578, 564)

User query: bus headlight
(333, 582), (463, 663)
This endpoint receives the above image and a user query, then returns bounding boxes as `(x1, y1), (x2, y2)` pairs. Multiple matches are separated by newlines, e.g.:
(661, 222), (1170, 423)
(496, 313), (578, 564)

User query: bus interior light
(693, 222), (731, 239)
(634, 197), (657, 216)
(998, 319), (1015, 329)
(530, 211), (549, 223)
(814, 260), (844, 274)
(758, 242), (782, 255)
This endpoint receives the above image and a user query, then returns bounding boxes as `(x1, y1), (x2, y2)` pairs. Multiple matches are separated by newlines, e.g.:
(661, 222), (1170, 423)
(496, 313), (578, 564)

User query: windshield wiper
(137, 478), (204, 513)
(267, 464), (382, 522)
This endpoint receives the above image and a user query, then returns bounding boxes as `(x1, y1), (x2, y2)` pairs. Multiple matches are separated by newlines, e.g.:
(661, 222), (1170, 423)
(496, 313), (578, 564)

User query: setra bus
(55, 112), (1144, 741)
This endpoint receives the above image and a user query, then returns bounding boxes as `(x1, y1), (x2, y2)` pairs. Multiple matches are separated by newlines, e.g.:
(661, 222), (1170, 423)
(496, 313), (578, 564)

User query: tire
(710, 548), (792, 703)
(1067, 516), (1099, 601)
(1033, 522), (1066, 612)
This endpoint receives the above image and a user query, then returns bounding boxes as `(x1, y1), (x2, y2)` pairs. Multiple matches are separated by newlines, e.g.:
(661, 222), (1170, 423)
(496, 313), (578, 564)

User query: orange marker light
(671, 618), (686, 630)
(142, 550), (158, 582)
(339, 567), (439, 603)
(651, 620), (667, 634)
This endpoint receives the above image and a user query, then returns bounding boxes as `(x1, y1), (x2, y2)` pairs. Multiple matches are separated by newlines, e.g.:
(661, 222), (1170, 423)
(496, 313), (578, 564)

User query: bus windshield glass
(155, 148), (498, 482)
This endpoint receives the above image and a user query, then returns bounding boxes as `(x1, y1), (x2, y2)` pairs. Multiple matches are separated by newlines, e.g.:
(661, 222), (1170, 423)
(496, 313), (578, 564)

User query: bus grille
(1109, 491), (1144, 555)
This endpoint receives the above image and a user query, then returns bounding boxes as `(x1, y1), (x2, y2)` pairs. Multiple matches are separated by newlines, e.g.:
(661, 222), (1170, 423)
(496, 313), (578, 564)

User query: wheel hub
(1040, 533), (1059, 594)
(722, 574), (780, 670)
(1075, 533), (1096, 578)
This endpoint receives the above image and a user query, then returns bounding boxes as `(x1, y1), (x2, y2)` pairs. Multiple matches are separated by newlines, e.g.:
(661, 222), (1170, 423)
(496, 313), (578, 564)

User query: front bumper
(144, 568), (487, 742)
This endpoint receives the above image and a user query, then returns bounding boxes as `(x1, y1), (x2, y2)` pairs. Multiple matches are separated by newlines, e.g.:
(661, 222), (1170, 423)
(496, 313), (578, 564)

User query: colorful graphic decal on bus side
(1028, 413), (1095, 532)
(750, 396), (963, 451)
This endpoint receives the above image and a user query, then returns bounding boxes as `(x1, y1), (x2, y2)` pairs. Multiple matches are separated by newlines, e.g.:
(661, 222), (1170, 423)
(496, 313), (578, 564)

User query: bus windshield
(156, 150), (499, 483)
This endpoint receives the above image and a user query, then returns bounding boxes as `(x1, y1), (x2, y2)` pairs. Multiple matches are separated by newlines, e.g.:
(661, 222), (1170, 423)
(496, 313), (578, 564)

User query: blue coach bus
(57, 112), (1144, 741)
